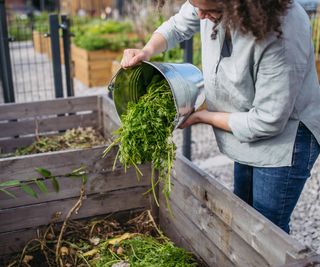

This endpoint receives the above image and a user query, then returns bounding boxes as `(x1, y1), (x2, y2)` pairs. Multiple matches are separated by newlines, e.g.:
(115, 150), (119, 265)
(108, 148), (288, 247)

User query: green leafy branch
(0, 165), (88, 199)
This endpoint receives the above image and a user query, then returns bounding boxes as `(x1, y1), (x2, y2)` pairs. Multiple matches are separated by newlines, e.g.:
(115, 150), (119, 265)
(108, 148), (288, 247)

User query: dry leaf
(108, 233), (136, 245)
(83, 248), (99, 257)
(22, 255), (33, 264)
(60, 246), (69, 256)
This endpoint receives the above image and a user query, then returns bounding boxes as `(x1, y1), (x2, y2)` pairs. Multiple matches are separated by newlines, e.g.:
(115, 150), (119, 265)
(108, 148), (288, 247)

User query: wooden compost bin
(72, 44), (122, 87)
(0, 95), (317, 266)
(32, 31), (64, 63)
(0, 95), (154, 257)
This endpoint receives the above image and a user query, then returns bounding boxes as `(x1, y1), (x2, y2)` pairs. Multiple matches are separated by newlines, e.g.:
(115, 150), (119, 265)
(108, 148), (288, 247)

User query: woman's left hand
(178, 110), (232, 132)
(178, 110), (210, 128)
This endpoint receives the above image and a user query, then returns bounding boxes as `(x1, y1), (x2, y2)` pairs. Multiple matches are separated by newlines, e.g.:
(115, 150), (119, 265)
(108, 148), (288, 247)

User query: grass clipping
(103, 75), (176, 207)
(13, 127), (106, 156)
(6, 211), (197, 267)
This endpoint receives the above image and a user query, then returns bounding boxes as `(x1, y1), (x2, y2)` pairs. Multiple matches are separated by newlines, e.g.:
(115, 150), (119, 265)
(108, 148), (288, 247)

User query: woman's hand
(179, 109), (232, 132)
(179, 110), (206, 128)
(120, 33), (168, 69)
(120, 49), (152, 69)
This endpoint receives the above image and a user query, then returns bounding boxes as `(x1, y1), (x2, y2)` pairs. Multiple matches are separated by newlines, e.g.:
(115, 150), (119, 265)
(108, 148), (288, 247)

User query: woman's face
(189, 0), (223, 23)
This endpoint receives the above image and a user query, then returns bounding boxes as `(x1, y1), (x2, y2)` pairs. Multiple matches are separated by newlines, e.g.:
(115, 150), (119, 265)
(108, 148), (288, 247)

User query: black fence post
(61, 15), (73, 97)
(182, 38), (193, 160)
(0, 0), (15, 103)
(49, 14), (63, 98)
(116, 0), (124, 16)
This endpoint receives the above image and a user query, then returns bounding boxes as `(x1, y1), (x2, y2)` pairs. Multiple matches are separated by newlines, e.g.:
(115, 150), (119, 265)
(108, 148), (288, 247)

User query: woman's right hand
(120, 49), (152, 69)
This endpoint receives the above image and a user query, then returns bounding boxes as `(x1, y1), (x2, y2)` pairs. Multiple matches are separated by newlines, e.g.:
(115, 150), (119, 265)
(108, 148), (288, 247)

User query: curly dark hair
(155, 0), (292, 40)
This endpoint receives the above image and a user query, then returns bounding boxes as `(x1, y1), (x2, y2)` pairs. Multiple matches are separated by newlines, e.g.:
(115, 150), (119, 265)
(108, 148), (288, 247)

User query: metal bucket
(108, 61), (204, 128)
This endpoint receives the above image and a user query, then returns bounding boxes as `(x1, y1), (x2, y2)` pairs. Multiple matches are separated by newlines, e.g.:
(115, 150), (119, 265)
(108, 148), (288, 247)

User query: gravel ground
(174, 124), (320, 254)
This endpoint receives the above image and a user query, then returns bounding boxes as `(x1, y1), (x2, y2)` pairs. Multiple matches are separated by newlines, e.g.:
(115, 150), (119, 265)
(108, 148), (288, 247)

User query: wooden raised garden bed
(32, 30), (64, 63)
(0, 95), (317, 266)
(32, 30), (47, 54)
(72, 44), (122, 87)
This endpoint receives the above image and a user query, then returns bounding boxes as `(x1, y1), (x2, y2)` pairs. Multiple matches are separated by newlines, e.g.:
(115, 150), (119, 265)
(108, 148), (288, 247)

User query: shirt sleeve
(154, 1), (200, 50)
(228, 36), (308, 143)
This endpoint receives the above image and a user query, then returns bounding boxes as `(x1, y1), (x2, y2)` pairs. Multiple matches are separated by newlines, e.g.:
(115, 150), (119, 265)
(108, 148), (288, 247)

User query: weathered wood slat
(0, 134), (55, 154)
(0, 164), (151, 209)
(0, 228), (40, 259)
(0, 208), (144, 257)
(278, 255), (320, 267)
(173, 155), (310, 265)
(0, 146), (110, 182)
(160, 197), (235, 267)
(0, 96), (98, 121)
(0, 112), (98, 138)
(0, 186), (151, 233)
(169, 176), (270, 267)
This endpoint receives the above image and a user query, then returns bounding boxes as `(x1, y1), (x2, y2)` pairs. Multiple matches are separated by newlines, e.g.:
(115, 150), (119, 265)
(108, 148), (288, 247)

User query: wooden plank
(89, 78), (112, 87)
(72, 45), (122, 61)
(0, 95), (98, 121)
(0, 208), (145, 257)
(73, 56), (113, 71)
(0, 146), (110, 182)
(87, 49), (122, 61)
(168, 176), (270, 267)
(173, 155), (312, 265)
(72, 44), (89, 60)
(160, 198), (235, 267)
(0, 164), (151, 209)
(0, 133), (59, 154)
(0, 228), (39, 259)
(74, 65), (89, 84)
(0, 112), (98, 138)
(32, 31), (46, 54)
(278, 255), (320, 267)
(0, 186), (151, 233)
(90, 67), (112, 79)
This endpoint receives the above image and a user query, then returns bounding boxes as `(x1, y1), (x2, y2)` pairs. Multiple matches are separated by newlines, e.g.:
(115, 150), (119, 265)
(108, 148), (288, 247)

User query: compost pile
(5, 211), (196, 267)
(104, 75), (176, 206)
(10, 127), (106, 157)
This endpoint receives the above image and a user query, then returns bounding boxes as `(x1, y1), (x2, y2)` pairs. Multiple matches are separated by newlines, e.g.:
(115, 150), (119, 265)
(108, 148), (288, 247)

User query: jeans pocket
(290, 124), (313, 179)
(307, 136), (320, 170)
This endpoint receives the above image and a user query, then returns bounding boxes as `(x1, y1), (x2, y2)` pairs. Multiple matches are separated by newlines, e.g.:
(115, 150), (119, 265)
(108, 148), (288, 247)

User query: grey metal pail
(108, 61), (204, 128)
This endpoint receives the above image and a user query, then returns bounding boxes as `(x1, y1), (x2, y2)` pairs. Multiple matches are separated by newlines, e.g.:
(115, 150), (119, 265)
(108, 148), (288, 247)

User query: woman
(120, 0), (320, 233)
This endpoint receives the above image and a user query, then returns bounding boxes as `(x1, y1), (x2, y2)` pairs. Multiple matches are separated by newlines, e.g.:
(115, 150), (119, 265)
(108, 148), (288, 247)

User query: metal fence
(8, 14), (56, 103)
(0, 1), (72, 104)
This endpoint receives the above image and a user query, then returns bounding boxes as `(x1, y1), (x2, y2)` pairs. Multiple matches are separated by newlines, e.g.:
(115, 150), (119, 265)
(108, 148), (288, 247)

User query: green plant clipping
(94, 235), (196, 267)
(104, 75), (176, 207)
(12, 127), (105, 156)
(0, 166), (88, 200)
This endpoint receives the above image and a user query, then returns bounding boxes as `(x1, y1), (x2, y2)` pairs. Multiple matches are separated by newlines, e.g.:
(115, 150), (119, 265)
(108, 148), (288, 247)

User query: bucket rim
(109, 61), (202, 128)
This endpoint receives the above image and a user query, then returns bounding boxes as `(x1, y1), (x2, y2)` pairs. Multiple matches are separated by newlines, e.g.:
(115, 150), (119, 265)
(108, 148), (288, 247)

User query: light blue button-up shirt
(155, 0), (320, 167)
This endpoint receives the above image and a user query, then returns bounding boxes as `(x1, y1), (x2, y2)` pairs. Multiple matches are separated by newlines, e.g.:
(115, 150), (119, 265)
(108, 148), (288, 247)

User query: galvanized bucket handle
(107, 69), (121, 93)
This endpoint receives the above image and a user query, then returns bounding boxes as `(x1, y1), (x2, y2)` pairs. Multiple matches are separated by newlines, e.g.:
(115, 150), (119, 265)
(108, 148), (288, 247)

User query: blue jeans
(234, 122), (320, 233)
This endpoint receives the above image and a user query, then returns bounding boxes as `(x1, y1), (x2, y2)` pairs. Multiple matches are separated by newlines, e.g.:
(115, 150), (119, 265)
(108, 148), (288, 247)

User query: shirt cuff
(228, 112), (253, 143)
